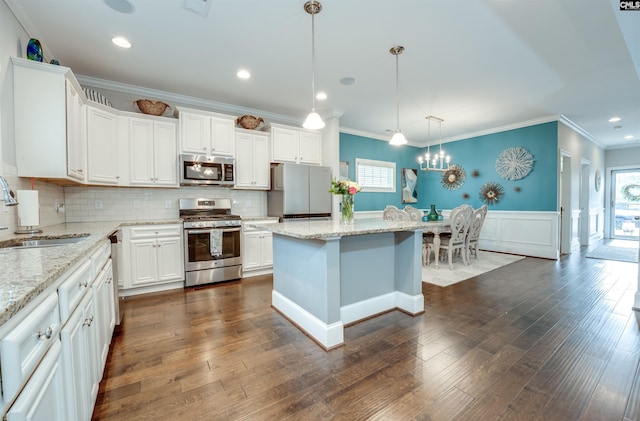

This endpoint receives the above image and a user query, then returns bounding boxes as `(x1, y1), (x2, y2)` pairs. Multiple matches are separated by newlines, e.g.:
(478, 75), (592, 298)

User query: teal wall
(339, 121), (558, 212)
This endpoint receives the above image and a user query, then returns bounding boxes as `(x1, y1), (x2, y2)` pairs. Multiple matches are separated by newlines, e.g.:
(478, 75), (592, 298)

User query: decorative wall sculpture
(495, 146), (534, 181)
(479, 181), (505, 205)
(440, 164), (466, 190)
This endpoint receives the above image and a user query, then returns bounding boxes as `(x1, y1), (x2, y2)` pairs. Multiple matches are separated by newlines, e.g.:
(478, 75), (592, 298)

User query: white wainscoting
(355, 209), (560, 259)
(478, 210), (559, 259)
(589, 207), (605, 244)
(571, 209), (582, 252)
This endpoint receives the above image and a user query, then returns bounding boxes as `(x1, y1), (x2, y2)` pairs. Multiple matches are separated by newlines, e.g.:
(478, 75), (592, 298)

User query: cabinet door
(130, 239), (158, 286)
(298, 131), (322, 165)
(243, 231), (262, 270)
(252, 134), (270, 188)
(60, 294), (92, 421)
(234, 132), (254, 188)
(103, 260), (116, 341)
(7, 340), (67, 421)
(128, 117), (155, 185)
(92, 267), (110, 373)
(179, 112), (210, 154)
(65, 81), (86, 181)
(261, 232), (274, 266)
(153, 121), (178, 186)
(156, 237), (184, 282)
(211, 117), (235, 156)
(87, 106), (120, 184)
(271, 127), (298, 163)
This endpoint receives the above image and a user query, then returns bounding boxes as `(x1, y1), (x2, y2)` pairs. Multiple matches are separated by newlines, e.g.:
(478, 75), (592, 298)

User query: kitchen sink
(0, 234), (90, 250)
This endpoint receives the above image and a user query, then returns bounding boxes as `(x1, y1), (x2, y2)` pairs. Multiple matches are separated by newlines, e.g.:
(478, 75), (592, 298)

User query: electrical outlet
(95, 200), (103, 209)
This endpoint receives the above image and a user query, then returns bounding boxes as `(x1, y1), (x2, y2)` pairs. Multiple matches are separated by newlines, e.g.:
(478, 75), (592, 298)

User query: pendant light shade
(389, 46), (407, 146)
(303, 1), (325, 130)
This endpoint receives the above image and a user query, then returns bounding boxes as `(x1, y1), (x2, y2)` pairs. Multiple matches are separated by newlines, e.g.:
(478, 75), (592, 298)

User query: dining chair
(403, 205), (423, 221)
(383, 205), (410, 221)
(466, 205), (488, 262)
(438, 205), (473, 270)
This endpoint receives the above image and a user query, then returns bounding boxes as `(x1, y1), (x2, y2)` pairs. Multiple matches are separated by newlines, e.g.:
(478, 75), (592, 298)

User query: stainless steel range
(179, 198), (242, 287)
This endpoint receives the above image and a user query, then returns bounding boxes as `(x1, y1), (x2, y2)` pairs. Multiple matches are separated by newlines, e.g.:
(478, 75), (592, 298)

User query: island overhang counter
(248, 218), (447, 349)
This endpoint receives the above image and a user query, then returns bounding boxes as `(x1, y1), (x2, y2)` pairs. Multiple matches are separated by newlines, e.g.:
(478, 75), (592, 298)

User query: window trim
(355, 158), (396, 193)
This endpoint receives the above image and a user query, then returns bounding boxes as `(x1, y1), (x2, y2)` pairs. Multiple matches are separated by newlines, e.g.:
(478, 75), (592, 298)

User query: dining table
(421, 219), (452, 268)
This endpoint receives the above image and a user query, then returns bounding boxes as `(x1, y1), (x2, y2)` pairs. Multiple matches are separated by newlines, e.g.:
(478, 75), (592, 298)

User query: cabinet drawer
(90, 240), (111, 277)
(129, 224), (181, 239)
(0, 293), (61, 401)
(58, 260), (92, 322)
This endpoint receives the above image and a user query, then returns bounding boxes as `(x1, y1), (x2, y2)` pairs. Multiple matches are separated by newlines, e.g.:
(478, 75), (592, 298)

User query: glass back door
(611, 168), (640, 240)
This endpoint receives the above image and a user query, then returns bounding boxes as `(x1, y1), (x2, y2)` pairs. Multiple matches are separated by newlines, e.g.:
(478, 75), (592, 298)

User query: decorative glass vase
(427, 204), (439, 221)
(341, 194), (355, 225)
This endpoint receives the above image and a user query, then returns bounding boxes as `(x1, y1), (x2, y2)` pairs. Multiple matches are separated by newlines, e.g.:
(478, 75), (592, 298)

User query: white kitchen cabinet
(87, 104), (121, 185)
(242, 220), (276, 276)
(128, 117), (178, 187)
(92, 259), (115, 372)
(176, 106), (235, 156)
(234, 129), (270, 189)
(12, 57), (87, 182)
(6, 339), (67, 421)
(122, 225), (184, 293)
(271, 124), (322, 165)
(60, 289), (99, 421)
(66, 81), (87, 181)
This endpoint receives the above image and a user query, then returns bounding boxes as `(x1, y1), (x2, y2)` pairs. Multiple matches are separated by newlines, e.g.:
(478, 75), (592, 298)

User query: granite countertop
(247, 218), (450, 240)
(0, 219), (182, 328)
(241, 216), (280, 222)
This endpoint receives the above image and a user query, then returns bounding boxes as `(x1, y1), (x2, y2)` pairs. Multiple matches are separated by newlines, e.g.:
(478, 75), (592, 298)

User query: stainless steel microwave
(179, 155), (235, 186)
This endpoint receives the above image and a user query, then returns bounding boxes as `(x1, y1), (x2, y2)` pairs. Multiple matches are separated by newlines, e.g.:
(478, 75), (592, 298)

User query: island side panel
(271, 234), (341, 325)
(393, 230), (425, 315)
(339, 232), (397, 324)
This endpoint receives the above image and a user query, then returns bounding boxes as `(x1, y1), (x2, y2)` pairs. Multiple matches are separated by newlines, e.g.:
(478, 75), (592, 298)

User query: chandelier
(418, 116), (450, 172)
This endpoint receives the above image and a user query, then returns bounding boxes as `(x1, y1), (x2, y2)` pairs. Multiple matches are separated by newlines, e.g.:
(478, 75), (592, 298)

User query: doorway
(610, 168), (640, 240)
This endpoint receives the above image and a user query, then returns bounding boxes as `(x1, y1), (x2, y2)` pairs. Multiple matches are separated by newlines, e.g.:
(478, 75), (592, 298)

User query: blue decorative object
(49, 59), (60, 65)
(27, 38), (43, 62)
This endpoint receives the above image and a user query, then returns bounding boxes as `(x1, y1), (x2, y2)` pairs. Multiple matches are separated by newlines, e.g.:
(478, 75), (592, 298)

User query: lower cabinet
(60, 289), (99, 421)
(242, 220), (275, 276)
(6, 339), (67, 421)
(121, 224), (184, 295)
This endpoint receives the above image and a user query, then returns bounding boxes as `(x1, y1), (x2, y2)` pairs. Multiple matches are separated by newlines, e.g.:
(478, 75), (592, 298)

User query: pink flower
(348, 186), (357, 195)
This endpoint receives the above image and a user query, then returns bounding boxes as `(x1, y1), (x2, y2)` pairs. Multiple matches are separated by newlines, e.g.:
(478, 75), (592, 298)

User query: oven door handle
(186, 227), (241, 235)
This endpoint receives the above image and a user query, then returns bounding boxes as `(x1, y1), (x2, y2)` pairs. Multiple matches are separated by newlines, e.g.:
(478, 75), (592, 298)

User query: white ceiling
(6, 0), (640, 149)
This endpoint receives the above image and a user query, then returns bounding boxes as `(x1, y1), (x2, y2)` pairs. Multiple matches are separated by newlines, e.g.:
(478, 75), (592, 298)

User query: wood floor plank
(92, 243), (640, 421)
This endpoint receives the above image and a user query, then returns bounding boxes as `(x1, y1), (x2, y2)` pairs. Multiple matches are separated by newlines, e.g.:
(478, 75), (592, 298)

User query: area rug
(422, 251), (525, 287)
(586, 245), (638, 263)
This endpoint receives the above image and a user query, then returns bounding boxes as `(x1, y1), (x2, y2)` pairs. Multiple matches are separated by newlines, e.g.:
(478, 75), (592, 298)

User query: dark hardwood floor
(92, 241), (640, 421)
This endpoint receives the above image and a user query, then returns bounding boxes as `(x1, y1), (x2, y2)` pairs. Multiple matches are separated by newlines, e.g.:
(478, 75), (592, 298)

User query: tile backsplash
(64, 186), (267, 222)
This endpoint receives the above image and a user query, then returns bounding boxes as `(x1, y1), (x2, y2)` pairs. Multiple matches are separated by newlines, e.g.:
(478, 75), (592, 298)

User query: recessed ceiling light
(112, 37), (131, 48)
(316, 92), (327, 100)
(103, 0), (135, 14)
(340, 77), (356, 85)
(237, 69), (251, 79)
(624, 135), (634, 140)
(609, 117), (621, 122)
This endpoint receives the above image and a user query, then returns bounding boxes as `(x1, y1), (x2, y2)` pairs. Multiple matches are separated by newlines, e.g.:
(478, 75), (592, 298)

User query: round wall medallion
(595, 170), (601, 192)
(495, 146), (534, 181)
(479, 182), (505, 205)
(440, 164), (466, 190)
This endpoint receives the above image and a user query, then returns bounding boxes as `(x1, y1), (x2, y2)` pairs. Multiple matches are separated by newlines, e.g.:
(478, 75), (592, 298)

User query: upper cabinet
(176, 107), (235, 156)
(234, 129), (270, 190)
(127, 117), (178, 187)
(86, 105), (121, 185)
(12, 57), (87, 182)
(271, 124), (322, 165)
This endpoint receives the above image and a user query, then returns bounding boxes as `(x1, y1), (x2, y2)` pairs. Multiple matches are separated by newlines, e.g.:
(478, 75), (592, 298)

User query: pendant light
(389, 46), (407, 145)
(303, 1), (325, 130)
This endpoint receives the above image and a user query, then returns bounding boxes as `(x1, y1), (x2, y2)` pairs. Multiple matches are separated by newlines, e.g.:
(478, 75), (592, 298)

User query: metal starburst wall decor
(479, 182), (505, 205)
(495, 146), (534, 181)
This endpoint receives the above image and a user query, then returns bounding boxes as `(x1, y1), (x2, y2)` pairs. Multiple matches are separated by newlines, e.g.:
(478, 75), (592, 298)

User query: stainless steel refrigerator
(267, 163), (332, 220)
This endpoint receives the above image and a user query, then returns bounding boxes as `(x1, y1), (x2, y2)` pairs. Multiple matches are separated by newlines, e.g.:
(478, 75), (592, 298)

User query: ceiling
(6, 0), (640, 149)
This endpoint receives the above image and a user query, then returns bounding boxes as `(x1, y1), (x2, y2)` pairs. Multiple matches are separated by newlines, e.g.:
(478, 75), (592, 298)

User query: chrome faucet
(0, 176), (19, 206)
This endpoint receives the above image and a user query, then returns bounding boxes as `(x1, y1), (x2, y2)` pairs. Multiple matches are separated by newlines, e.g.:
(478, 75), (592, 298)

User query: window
(356, 158), (396, 193)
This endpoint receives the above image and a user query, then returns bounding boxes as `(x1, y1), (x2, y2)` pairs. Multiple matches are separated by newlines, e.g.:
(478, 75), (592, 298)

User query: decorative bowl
(135, 99), (171, 116)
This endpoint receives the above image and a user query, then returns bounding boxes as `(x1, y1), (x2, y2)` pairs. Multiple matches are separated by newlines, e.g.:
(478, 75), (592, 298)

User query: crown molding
(76, 74), (304, 126)
(338, 127), (422, 148)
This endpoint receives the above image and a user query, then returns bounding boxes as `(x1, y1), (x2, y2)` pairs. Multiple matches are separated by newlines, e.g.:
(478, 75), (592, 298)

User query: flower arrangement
(329, 179), (361, 224)
(329, 179), (361, 196)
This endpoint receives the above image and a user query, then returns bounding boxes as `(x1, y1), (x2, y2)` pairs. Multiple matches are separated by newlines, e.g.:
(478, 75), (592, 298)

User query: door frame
(607, 165), (640, 240)
(559, 150), (572, 254)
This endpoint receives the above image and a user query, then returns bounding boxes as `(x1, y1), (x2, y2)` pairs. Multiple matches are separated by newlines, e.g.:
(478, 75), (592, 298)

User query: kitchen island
(248, 218), (448, 349)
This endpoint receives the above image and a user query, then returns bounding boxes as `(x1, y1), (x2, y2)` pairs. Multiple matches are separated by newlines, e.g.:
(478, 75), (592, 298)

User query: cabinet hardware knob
(37, 326), (53, 340)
